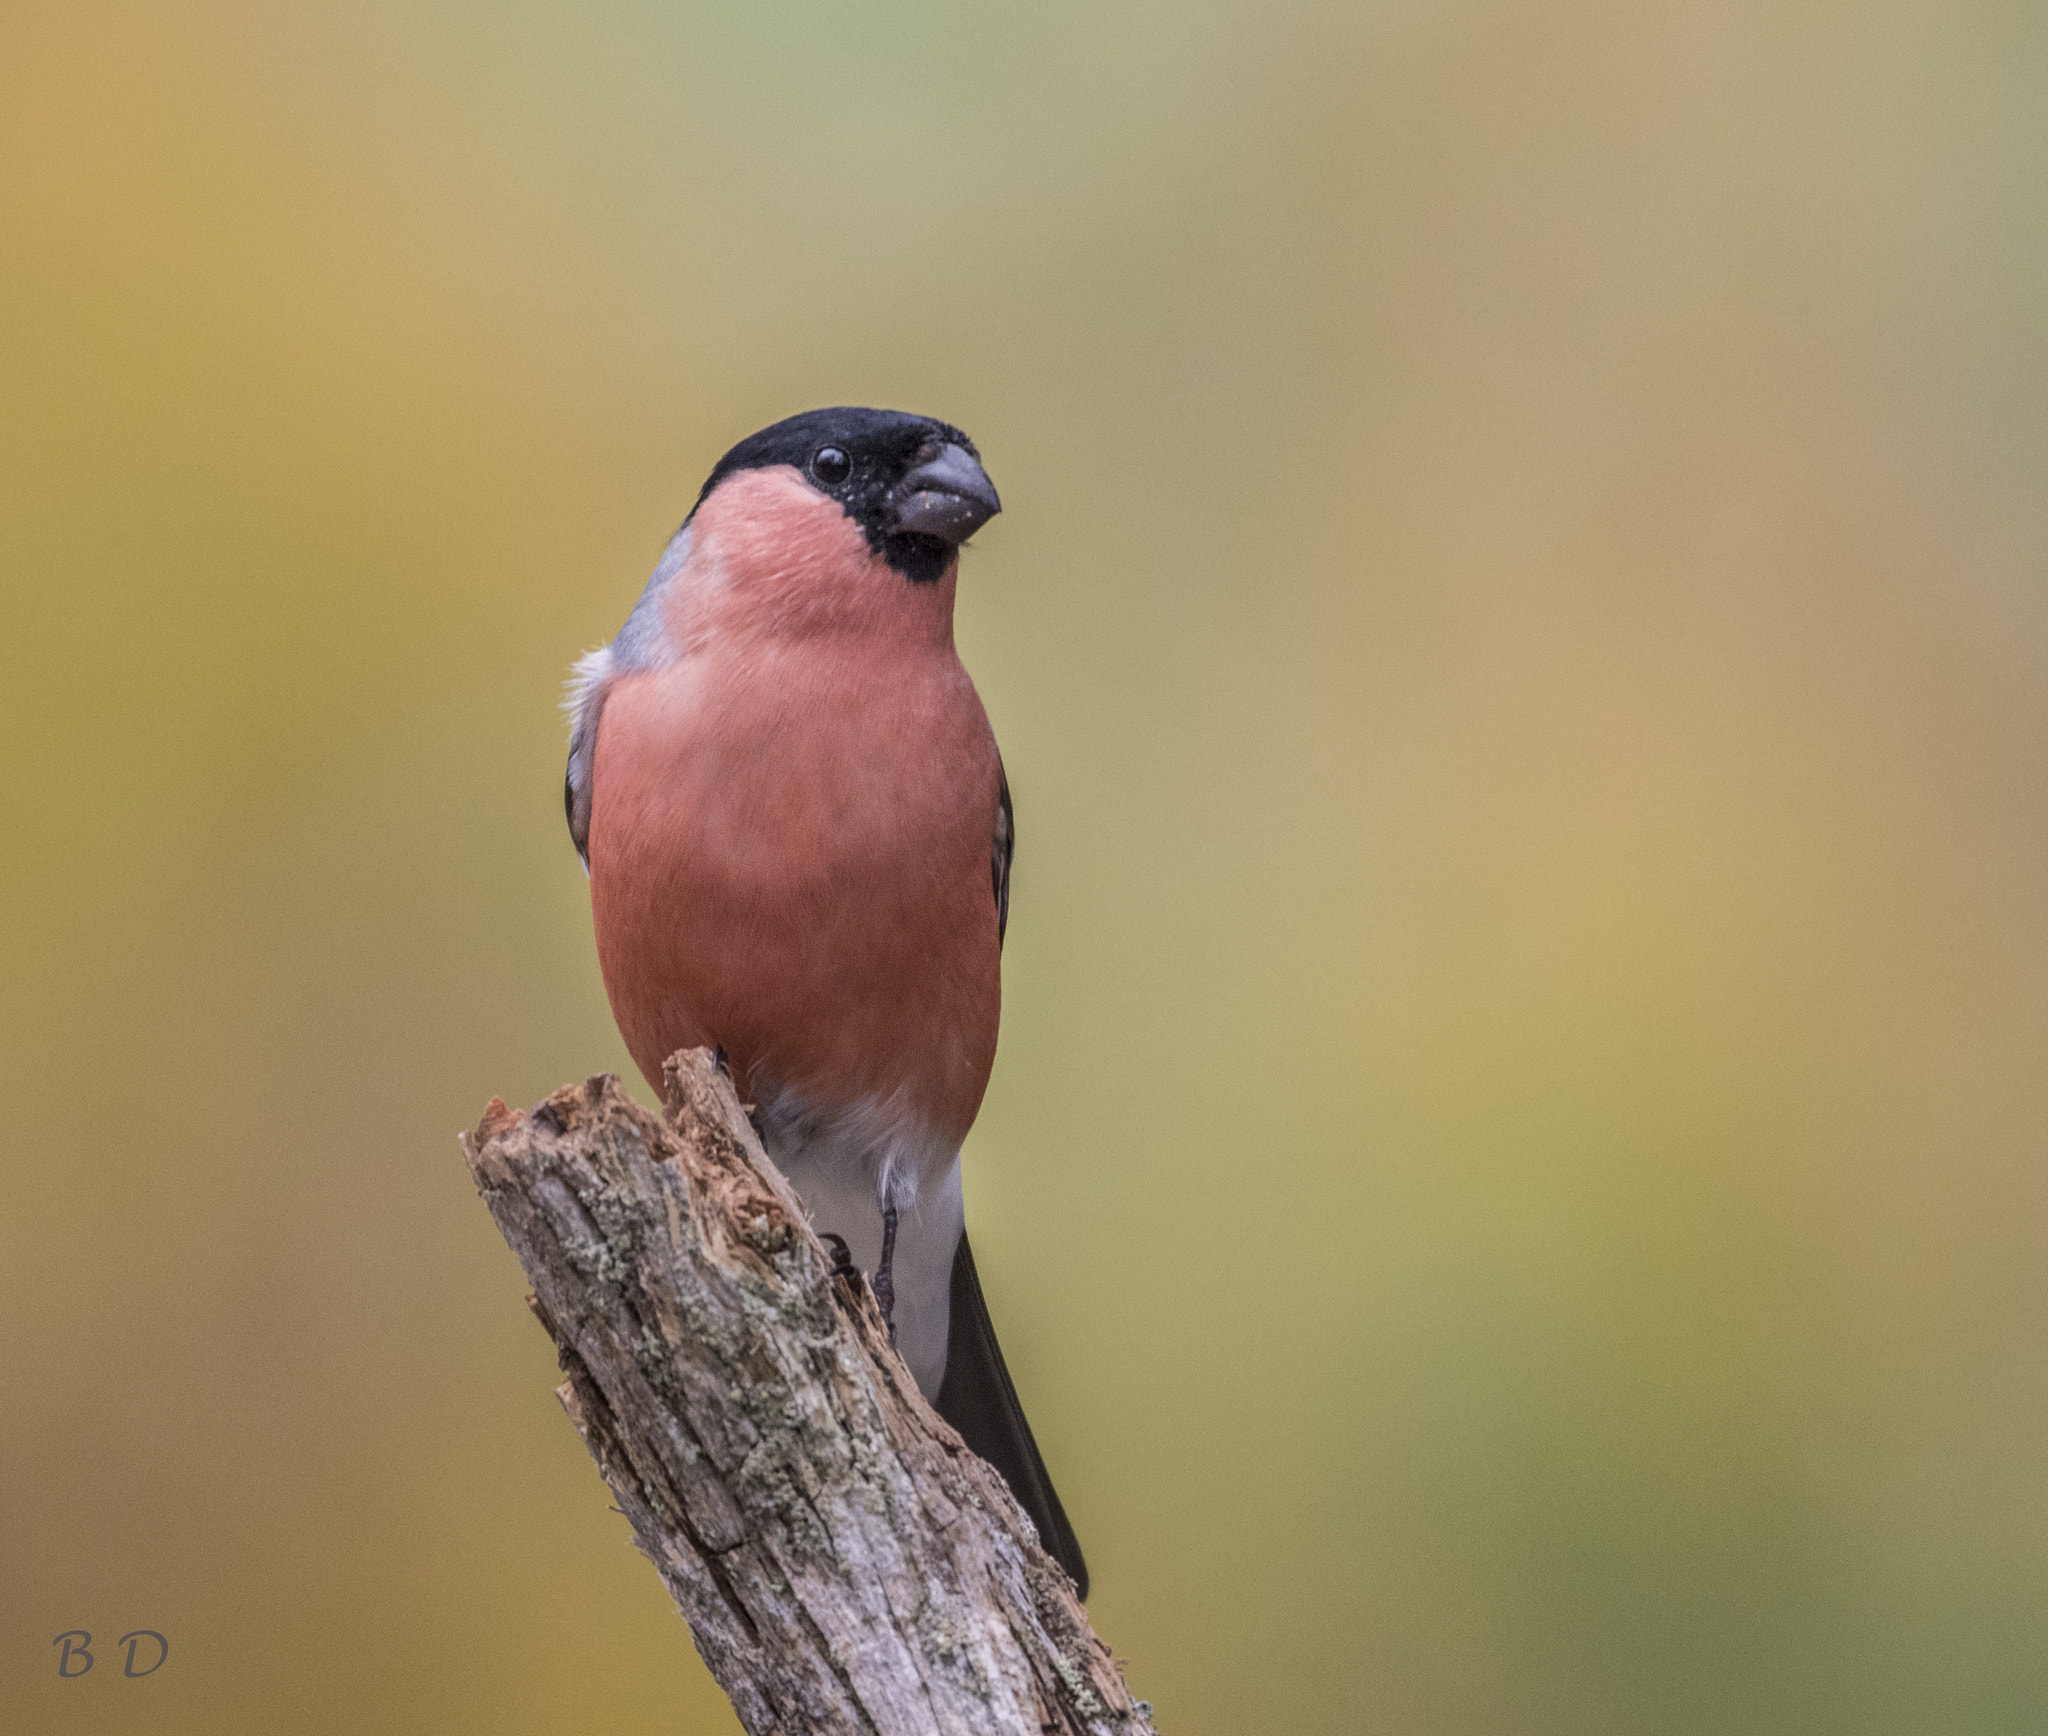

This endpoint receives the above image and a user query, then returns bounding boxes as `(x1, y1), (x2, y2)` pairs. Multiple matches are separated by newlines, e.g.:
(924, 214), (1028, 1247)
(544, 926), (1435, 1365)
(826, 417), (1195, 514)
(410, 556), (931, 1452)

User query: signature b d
(53, 1630), (167, 1678)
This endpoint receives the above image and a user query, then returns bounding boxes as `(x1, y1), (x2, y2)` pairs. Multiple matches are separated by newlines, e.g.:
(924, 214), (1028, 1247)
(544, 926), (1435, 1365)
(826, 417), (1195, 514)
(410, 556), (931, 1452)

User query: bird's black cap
(692, 407), (1001, 585)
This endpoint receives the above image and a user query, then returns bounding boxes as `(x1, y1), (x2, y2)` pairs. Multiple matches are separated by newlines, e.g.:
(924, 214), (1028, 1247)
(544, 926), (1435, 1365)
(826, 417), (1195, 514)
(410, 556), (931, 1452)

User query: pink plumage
(590, 466), (1003, 1157)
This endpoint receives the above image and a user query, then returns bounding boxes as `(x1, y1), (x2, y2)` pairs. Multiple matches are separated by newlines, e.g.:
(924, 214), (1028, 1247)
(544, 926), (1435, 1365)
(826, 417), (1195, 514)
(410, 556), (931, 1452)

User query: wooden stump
(461, 1048), (1156, 1736)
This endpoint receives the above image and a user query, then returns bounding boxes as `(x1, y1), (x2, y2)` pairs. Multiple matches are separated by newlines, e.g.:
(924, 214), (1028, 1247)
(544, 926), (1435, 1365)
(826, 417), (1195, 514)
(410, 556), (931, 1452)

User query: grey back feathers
(564, 524), (693, 867)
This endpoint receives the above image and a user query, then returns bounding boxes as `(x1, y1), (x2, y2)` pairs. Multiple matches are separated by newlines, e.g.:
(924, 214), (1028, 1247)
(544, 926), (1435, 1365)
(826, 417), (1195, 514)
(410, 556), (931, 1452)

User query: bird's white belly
(757, 1092), (964, 1401)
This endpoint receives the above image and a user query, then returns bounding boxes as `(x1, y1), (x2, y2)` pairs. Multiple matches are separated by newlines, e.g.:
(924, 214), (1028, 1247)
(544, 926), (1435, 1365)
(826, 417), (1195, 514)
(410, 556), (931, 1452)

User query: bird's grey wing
(993, 759), (1014, 948)
(952, 758), (1090, 1589)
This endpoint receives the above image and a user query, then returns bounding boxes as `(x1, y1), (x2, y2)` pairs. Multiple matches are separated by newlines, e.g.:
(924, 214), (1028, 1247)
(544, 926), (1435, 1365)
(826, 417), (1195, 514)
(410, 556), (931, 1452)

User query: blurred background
(5, 1), (2048, 1731)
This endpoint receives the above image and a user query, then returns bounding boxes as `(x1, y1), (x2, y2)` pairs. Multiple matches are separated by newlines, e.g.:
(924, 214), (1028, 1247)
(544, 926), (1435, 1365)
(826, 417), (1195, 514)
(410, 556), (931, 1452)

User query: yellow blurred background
(6, 1), (2048, 1731)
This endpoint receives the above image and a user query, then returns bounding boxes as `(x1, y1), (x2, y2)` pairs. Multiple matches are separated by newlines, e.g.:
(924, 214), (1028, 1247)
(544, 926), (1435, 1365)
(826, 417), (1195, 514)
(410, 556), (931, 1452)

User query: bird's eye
(811, 446), (851, 487)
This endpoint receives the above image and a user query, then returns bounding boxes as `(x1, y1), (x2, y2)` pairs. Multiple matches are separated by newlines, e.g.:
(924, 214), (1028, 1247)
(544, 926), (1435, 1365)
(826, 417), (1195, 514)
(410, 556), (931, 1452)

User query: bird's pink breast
(586, 473), (1003, 1146)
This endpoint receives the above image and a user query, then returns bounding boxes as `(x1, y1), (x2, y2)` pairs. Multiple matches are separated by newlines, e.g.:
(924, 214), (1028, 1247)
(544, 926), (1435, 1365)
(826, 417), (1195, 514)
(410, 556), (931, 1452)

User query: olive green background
(6, 3), (2048, 1732)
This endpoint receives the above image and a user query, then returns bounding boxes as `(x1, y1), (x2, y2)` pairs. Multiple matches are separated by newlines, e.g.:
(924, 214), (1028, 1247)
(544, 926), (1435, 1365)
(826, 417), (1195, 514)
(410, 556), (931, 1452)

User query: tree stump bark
(460, 1048), (1156, 1736)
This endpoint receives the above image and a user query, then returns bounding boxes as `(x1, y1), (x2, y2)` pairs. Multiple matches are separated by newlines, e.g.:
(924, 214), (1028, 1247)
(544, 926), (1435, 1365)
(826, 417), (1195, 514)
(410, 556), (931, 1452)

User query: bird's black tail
(933, 1232), (1089, 1599)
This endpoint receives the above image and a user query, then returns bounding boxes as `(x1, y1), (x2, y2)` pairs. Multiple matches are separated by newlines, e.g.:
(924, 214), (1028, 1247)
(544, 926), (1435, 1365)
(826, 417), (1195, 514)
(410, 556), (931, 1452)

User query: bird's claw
(820, 1232), (858, 1283)
(820, 1226), (899, 1348)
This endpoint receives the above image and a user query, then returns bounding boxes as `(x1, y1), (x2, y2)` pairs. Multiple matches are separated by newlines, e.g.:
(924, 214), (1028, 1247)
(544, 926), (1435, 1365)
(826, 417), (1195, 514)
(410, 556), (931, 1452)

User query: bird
(563, 406), (1087, 1597)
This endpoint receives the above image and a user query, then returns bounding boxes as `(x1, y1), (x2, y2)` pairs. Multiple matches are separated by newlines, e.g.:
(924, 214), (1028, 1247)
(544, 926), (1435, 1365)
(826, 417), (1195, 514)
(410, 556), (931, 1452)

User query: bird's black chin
(881, 530), (959, 586)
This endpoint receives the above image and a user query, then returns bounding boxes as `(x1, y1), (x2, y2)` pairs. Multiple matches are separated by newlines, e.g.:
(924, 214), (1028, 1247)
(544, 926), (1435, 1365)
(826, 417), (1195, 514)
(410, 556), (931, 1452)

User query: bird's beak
(886, 444), (1002, 544)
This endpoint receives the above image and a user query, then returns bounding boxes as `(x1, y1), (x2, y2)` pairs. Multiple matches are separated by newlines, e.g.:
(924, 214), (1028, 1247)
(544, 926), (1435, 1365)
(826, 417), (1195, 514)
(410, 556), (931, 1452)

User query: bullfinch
(563, 407), (1087, 1596)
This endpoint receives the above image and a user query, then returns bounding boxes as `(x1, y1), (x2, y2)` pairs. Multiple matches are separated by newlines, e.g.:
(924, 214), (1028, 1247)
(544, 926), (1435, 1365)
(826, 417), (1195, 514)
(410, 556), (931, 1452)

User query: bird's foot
(873, 1204), (900, 1346)
(819, 1219), (898, 1348)
(820, 1232), (859, 1283)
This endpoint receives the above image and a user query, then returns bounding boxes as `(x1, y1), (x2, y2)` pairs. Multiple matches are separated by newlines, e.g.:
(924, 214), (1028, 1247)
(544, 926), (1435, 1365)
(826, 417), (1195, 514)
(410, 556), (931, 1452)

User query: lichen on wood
(461, 1048), (1156, 1736)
